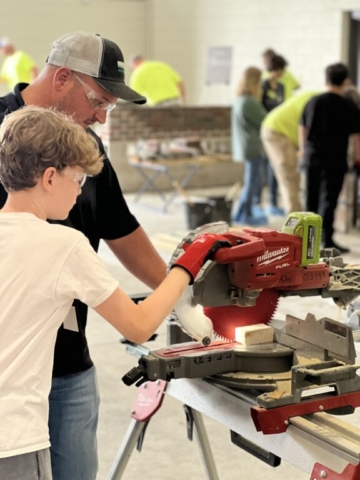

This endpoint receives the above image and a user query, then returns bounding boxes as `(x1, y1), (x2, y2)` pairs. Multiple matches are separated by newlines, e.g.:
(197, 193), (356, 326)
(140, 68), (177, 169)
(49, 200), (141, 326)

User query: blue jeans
(48, 366), (100, 480)
(233, 157), (263, 219)
(254, 157), (278, 206)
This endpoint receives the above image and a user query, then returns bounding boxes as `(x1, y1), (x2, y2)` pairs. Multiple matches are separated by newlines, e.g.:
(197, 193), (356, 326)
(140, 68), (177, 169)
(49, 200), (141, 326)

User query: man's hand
(171, 233), (231, 284)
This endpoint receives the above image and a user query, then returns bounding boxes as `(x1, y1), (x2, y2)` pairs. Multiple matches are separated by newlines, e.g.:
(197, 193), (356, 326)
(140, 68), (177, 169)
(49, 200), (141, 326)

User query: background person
(299, 63), (360, 254)
(0, 105), (227, 480)
(0, 31), (168, 480)
(256, 54), (287, 216)
(0, 37), (38, 91)
(262, 47), (300, 100)
(129, 54), (185, 106)
(231, 66), (268, 226)
(260, 90), (319, 214)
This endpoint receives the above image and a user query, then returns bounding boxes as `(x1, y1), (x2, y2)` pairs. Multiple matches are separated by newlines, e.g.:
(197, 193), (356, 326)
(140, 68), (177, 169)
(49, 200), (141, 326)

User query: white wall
(0, 0), (359, 102)
(0, 0), (148, 95)
(149, 0), (360, 104)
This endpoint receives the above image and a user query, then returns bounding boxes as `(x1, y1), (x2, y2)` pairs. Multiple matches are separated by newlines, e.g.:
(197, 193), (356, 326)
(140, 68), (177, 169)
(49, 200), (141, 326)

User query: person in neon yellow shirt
(0, 37), (38, 91)
(260, 90), (320, 215)
(129, 55), (185, 106)
(262, 48), (300, 100)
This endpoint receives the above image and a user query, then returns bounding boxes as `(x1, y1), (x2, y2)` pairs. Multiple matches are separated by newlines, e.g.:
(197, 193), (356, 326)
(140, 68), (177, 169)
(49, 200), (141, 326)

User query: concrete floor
(86, 187), (360, 480)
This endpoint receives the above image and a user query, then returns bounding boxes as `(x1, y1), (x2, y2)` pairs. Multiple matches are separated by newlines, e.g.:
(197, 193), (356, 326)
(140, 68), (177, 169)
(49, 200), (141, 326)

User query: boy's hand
(171, 233), (231, 284)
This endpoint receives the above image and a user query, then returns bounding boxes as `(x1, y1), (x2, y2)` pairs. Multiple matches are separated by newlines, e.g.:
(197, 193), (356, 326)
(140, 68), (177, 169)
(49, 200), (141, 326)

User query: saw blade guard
(167, 221), (230, 273)
(169, 222), (229, 344)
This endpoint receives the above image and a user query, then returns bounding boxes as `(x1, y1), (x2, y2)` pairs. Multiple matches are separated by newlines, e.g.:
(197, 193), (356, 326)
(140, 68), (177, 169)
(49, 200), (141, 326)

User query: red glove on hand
(171, 233), (231, 284)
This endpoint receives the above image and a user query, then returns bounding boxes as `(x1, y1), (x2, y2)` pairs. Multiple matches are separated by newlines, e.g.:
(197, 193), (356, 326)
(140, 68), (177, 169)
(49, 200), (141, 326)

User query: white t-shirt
(0, 213), (118, 458)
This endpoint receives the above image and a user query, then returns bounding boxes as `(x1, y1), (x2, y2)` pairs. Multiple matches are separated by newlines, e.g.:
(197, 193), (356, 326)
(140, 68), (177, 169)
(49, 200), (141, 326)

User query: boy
(0, 106), (227, 479)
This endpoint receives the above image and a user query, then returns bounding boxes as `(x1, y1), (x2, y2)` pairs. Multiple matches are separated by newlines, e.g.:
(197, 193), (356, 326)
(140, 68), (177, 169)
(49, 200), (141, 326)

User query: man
(261, 90), (319, 214)
(129, 54), (185, 106)
(0, 31), (168, 480)
(299, 63), (360, 254)
(0, 37), (38, 91)
(262, 48), (300, 100)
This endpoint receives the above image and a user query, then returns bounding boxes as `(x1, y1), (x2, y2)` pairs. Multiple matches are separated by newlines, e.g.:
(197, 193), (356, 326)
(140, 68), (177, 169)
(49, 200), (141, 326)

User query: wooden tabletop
(128, 154), (232, 168)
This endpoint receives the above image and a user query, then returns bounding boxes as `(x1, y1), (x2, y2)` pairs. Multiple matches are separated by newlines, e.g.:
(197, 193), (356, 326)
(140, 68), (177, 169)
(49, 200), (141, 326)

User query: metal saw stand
(107, 379), (220, 480)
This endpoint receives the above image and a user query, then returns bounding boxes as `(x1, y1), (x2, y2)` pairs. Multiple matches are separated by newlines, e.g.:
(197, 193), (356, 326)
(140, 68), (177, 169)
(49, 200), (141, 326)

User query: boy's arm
(96, 233), (230, 343)
(94, 268), (190, 343)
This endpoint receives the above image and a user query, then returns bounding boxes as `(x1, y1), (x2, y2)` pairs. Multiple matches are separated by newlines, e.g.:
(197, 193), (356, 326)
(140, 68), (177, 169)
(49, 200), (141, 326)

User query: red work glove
(171, 233), (231, 284)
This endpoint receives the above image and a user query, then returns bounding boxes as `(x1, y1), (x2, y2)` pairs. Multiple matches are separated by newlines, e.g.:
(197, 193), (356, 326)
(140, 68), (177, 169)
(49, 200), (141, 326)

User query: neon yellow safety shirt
(262, 69), (300, 100)
(130, 61), (181, 106)
(0, 51), (36, 91)
(262, 91), (320, 147)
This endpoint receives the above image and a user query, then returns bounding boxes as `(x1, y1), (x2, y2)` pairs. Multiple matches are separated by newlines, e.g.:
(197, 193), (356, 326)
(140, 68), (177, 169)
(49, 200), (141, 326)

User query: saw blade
(203, 289), (280, 341)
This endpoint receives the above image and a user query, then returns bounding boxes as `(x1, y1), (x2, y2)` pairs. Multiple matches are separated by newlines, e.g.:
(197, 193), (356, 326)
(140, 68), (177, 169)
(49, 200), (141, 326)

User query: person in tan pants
(260, 90), (318, 214)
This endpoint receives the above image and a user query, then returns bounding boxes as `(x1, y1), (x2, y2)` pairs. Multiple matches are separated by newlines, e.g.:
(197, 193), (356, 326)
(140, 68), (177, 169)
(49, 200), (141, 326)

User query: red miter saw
(170, 212), (360, 343)
(123, 212), (360, 418)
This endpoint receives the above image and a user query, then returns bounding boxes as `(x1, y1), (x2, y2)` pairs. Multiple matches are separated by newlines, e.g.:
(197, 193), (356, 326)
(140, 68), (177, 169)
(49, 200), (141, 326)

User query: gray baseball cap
(47, 32), (146, 105)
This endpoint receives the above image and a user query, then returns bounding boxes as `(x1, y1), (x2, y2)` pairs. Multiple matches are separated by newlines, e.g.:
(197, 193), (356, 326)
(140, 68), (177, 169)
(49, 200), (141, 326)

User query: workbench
(128, 155), (232, 212)
(108, 374), (360, 480)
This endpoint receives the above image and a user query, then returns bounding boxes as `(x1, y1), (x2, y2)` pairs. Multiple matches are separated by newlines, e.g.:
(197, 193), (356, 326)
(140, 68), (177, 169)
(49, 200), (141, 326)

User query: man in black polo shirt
(0, 32), (168, 480)
(300, 63), (360, 254)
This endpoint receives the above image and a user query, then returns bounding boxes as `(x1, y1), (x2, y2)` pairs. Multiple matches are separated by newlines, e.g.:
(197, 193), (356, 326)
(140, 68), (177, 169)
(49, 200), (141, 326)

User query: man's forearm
(105, 226), (167, 289)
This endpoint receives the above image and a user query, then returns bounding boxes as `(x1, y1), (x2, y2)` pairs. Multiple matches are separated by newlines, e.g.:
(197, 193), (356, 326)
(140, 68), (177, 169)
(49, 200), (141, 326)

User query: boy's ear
(42, 167), (57, 193)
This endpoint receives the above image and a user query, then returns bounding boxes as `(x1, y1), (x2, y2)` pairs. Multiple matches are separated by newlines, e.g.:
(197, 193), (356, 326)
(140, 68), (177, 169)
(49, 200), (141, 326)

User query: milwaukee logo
(257, 247), (290, 266)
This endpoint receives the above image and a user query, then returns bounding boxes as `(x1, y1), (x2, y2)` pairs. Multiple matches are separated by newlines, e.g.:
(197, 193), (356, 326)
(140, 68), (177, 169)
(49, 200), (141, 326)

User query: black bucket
(185, 198), (213, 230)
(209, 196), (232, 224)
(184, 196), (233, 230)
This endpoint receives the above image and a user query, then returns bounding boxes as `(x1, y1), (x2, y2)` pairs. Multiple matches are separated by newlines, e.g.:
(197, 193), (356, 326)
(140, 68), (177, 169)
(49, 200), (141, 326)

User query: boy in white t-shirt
(0, 106), (229, 480)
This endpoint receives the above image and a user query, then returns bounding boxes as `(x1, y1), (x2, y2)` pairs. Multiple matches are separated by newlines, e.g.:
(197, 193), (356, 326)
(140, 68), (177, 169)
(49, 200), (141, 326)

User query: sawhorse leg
(107, 418), (149, 479)
(184, 405), (220, 480)
(107, 381), (220, 479)
(132, 167), (167, 203)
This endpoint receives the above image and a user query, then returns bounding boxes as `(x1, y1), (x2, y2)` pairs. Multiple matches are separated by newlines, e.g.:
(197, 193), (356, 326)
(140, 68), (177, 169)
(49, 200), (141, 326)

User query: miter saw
(171, 211), (360, 342)
(123, 212), (360, 417)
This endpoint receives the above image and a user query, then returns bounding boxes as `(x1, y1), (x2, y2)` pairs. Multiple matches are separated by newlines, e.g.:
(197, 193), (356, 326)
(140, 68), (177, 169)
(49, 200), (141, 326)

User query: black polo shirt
(300, 92), (360, 169)
(0, 84), (140, 376)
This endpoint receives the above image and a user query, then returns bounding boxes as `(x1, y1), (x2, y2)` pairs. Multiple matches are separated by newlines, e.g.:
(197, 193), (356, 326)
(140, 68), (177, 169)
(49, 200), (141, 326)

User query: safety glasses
(74, 74), (117, 112)
(63, 170), (88, 188)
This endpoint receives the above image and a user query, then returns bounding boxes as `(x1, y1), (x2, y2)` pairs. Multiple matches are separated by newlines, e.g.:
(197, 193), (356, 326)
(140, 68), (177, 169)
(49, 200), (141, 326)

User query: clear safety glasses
(74, 74), (117, 112)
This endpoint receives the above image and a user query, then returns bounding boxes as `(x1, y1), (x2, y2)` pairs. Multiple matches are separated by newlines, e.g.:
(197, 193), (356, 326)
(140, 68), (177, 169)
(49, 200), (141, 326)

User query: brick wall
(97, 104), (240, 193)
(100, 104), (231, 143)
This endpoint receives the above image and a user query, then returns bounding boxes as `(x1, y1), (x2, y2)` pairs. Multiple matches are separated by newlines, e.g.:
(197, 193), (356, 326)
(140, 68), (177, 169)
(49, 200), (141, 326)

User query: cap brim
(94, 78), (147, 105)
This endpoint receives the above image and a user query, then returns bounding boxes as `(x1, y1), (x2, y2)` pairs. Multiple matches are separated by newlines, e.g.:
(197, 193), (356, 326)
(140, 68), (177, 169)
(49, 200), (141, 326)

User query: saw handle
(213, 232), (265, 264)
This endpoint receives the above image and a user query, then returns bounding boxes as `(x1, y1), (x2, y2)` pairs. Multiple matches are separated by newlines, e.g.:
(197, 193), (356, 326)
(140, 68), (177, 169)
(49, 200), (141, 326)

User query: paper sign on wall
(205, 46), (233, 85)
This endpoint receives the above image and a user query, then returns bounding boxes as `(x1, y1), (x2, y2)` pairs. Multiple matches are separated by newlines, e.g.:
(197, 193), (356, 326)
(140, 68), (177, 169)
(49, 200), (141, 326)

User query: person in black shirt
(261, 55), (286, 113)
(300, 63), (360, 254)
(0, 32), (168, 480)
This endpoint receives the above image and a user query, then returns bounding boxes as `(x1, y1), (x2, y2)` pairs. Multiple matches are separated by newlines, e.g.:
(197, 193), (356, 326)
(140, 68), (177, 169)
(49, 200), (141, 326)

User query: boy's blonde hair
(0, 106), (103, 192)
(236, 67), (262, 99)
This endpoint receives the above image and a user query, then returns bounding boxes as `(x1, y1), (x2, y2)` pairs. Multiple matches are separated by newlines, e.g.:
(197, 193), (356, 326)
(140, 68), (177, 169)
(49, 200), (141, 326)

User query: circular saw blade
(203, 289), (280, 341)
